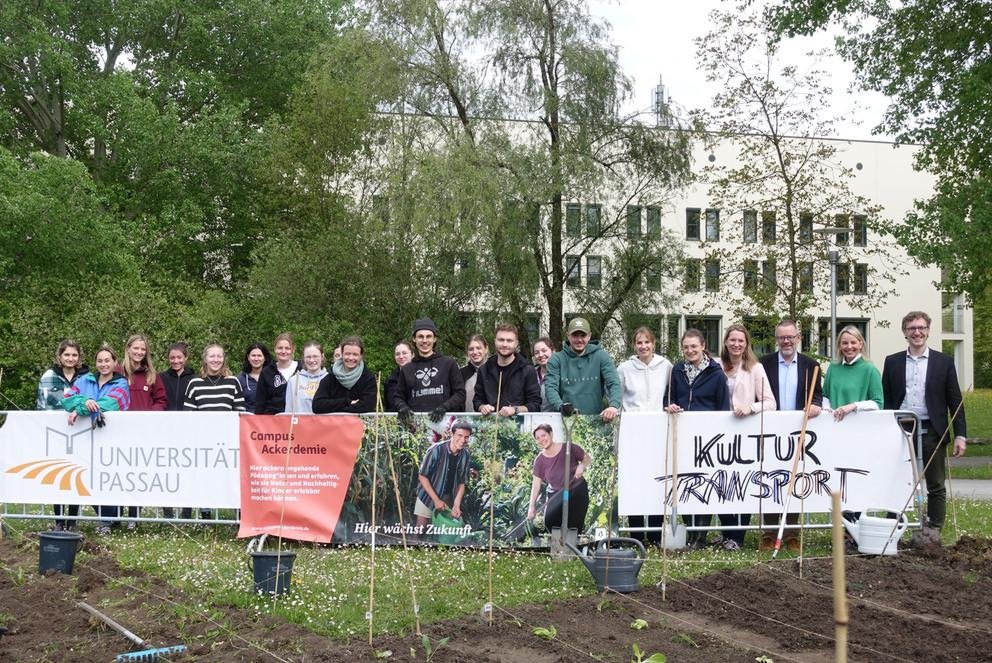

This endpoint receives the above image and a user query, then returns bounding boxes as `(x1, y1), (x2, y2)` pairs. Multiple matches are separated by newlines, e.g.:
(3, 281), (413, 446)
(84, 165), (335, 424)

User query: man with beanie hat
(393, 317), (466, 427)
(545, 317), (621, 421)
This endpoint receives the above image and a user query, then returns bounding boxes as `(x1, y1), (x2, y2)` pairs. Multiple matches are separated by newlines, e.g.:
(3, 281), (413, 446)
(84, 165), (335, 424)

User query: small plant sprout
(630, 618), (648, 630)
(755, 657), (775, 663)
(418, 634), (449, 662)
(532, 625), (557, 640)
(631, 644), (667, 663)
(373, 649), (393, 659)
(672, 633), (699, 648)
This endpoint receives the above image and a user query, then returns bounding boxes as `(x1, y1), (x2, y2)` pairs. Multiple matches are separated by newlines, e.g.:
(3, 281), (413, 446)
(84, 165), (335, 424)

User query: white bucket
(855, 514), (908, 555)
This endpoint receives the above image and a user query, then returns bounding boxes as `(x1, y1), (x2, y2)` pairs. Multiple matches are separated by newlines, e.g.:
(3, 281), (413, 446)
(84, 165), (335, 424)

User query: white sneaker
(722, 539), (740, 551)
(126, 521), (137, 531)
(96, 525), (112, 536)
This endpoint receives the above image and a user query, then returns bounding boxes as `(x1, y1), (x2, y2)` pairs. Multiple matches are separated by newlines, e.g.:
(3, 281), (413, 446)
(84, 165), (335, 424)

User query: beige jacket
(722, 360), (777, 415)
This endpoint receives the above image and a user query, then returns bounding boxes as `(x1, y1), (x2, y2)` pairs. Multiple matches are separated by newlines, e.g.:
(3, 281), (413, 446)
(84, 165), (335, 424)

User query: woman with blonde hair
(255, 332), (298, 414)
(717, 323), (776, 550)
(823, 325), (883, 421)
(183, 344), (245, 411)
(120, 334), (166, 529)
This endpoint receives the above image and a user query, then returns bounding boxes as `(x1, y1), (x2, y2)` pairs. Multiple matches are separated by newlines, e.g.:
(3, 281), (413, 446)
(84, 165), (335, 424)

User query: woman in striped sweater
(184, 344), (246, 412)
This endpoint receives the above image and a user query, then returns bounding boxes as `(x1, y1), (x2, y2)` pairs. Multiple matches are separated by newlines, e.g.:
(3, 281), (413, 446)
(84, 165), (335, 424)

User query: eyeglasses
(775, 335), (798, 342)
(905, 325), (929, 332)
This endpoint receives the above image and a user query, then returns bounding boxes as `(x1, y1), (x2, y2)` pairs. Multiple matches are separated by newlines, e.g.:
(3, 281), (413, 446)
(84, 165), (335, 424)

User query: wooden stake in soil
(367, 375), (384, 645)
(831, 491), (849, 663)
(486, 372), (503, 627)
(382, 419), (422, 636)
(772, 365), (819, 559)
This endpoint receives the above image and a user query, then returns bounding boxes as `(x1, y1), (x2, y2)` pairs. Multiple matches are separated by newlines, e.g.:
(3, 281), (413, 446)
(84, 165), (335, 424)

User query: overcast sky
(588, 0), (892, 141)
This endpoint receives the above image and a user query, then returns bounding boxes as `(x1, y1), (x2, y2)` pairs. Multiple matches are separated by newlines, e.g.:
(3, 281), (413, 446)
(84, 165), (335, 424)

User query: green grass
(964, 389), (992, 439)
(950, 463), (992, 480)
(6, 499), (992, 640)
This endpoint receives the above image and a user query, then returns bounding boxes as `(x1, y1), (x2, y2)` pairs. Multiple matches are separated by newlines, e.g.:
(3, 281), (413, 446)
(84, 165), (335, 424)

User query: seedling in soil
(418, 633), (449, 662)
(631, 643), (667, 662)
(596, 597), (611, 612)
(671, 632), (699, 648)
(755, 656), (775, 663)
(630, 618), (648, 630)
(532, 625), (557, 641)
(373, 649), (393, 658)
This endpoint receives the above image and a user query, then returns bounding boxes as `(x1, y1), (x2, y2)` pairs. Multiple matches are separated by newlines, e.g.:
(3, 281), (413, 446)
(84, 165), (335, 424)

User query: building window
(644, 266), (661, 292)
(566, 203), (581, 238)
(762, 259), (776, 287)
(646, 206), (661, 238)
(798, 261), (814, 293)
(853, 214), (867, 246)
(684, 315), (721, 351)
(586, 256), (602, 288)
(705, 208), (720, 241)
(833, 214), (850, 246)
(686, 208), (701, 241)
(762, 211), (776, 244)
(704, 259), (720, 292)
(743, 259), (758, 291)
(523, 314), (541, 344)
(818, 318), (868, 357)
(799, 212), (813, 243)
(685, 259), (701, 292)
(566, 255), (581, 287)
(743, 210), (757, 243)
(836, 262), (850, 294)
(852, 262), (868, 294)
(742, 316), (776, 356)
(626, 205), (641, 238)
(624, 314), (663, 345)
(665, 315), (681, 359)
(586, 204), (602, 237)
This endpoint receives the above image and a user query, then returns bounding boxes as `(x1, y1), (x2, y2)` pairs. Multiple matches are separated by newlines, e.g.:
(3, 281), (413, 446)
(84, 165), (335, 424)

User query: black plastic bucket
(250, 550), (296, 595)
(38, 531), (83, 574)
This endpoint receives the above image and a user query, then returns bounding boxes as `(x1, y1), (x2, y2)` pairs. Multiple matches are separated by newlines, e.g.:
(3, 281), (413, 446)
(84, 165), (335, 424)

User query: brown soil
(1, 533), (990, 662)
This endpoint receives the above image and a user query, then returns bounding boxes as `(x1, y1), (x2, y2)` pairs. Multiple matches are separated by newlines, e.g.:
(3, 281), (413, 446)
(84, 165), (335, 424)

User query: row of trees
(3, 0), (980, 410)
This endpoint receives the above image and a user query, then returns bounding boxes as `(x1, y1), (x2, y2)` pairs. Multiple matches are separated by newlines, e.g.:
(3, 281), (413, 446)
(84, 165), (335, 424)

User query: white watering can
(842, 512), (908, 555)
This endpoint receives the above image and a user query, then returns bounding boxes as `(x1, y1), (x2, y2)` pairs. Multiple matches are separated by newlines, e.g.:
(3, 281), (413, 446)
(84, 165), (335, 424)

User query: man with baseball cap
(545, 317), (621, 421)
(393, 317), (466, 427)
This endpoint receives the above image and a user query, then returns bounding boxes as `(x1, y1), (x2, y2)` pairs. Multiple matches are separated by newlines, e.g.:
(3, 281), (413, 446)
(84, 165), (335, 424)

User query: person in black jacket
(664, 328), (731, 549)
(313, 336), (377, 413)
(254, 332), (299, 414)
(757, 319), (823, 551)
(384, 340), (414, 411)
(882, 311), (967, 531)
(393, 317), (465, 427)
(158, 342), (195, 412)
(473, 323), (542, 415)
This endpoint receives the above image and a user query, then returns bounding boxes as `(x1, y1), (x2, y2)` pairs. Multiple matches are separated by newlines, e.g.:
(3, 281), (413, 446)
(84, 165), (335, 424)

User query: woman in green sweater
(823, 326), (883, 421)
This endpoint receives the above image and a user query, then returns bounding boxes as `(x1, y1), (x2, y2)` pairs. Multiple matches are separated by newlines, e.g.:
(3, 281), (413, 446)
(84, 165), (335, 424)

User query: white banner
(1, 411), (241, 508)
(618, 411), (915, 515)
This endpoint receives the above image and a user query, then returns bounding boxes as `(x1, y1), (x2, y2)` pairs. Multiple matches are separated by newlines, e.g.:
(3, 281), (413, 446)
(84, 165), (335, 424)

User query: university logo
(416, 366), (438, 387)
(4, 423), (94, 497)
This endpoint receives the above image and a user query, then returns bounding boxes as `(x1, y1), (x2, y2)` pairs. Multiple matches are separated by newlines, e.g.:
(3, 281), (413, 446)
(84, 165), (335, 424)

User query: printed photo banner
(617, 411), (915, 516)
(237, 414), (364, 543)
(1, 411), (241, 507)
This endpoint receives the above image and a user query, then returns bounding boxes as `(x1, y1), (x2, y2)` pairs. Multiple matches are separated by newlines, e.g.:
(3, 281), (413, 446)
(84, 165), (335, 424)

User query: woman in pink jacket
(716, 324), (776, 550)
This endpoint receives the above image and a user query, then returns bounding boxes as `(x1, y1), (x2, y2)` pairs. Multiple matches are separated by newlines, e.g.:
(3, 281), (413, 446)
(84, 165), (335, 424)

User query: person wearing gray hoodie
(284, 341), (328, 414)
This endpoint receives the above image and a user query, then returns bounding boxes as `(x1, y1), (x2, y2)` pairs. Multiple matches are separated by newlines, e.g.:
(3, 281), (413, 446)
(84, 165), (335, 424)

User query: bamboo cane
(831, 491), (849, 663)
(367, 374), (384, 645)
(486, 372), (503, 627)
(771, 365), (820, 559)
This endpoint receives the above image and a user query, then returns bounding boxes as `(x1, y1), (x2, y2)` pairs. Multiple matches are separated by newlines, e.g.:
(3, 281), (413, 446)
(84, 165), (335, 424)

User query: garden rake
(78, 601), (186, 662)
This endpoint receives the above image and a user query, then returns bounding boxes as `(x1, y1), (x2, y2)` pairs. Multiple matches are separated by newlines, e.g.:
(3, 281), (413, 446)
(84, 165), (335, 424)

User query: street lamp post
(814, 228), (848, 360)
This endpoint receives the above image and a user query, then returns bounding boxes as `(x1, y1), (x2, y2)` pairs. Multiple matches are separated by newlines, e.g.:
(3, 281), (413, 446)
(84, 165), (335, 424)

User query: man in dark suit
(757, 319), (824, 551)
(882, 311), (967, 531)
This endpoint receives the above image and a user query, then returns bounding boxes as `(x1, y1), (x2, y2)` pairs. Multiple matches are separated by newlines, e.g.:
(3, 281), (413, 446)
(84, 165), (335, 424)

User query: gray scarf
(683, 354), (711, 386)
(332, 359), (364, 389)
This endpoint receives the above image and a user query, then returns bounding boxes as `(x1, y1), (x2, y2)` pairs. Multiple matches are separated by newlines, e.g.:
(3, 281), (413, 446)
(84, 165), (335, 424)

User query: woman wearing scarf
(284, 341), (328, 414)
(313, 336), (377, 413)
(664, 328), (732, 549)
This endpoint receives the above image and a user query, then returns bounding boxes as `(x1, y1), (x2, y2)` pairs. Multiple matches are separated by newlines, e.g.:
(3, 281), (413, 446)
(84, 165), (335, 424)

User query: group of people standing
(34, 309), (966, 547)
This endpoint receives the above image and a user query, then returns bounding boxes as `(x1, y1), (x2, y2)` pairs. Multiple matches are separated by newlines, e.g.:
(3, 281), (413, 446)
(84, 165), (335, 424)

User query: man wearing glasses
(882, 311), (967, 533)
(757, 319), (823, 550)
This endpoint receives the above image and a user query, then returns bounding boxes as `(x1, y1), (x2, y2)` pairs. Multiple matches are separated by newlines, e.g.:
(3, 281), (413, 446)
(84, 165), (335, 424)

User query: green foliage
(629, 618), (648, 630)
(532, 624), (557, 640)
(767, 0), (992, 303)
(963, 391), (992, 440)
(631, 643), (666, 662)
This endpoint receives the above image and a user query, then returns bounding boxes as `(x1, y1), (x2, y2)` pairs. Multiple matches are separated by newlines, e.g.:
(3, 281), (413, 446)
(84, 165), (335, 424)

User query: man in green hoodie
(545, 317), (621, 421)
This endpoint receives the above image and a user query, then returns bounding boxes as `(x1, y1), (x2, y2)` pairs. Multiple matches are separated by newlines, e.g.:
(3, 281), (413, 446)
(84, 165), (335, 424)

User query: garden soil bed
(1, 534), (990, 662)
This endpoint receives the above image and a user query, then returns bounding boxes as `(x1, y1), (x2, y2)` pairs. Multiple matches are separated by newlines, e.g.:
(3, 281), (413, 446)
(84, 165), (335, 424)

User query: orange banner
(238, 415), (364, 543)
